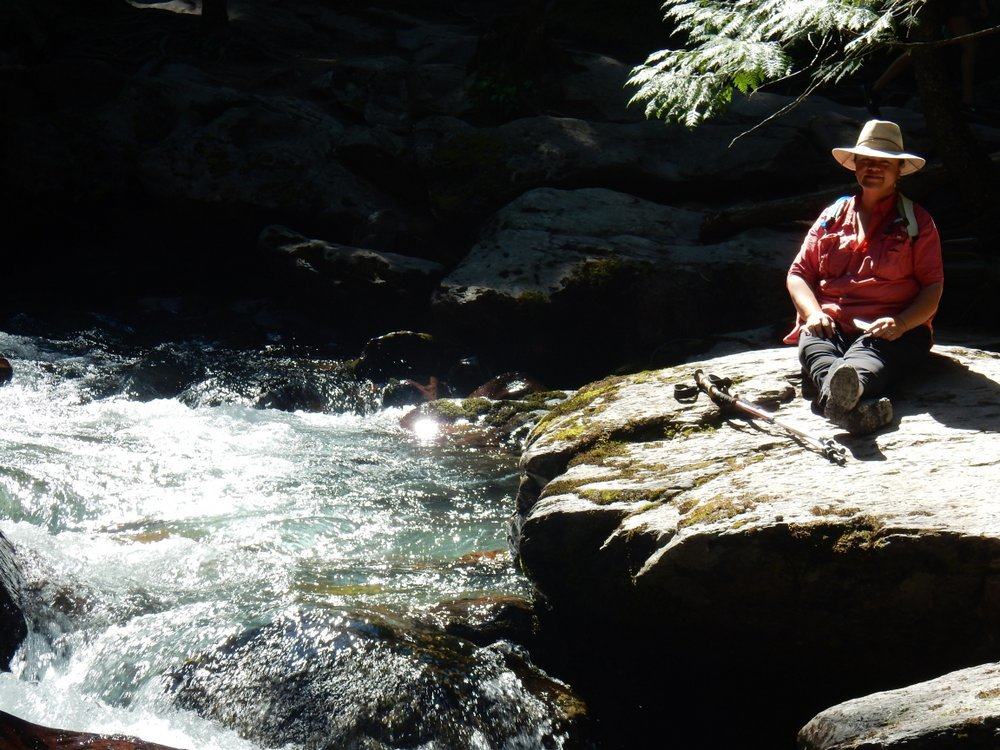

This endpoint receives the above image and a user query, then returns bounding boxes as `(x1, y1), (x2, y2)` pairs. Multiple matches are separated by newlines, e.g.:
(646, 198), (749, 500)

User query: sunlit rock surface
(169, 607), (586, 750)
(0, 709), (181, 750)
(433, 187), (798, 380)
(514, 344), (1000, 745)
(799, 662), (1000, 749)
(0, 531), (26, 671)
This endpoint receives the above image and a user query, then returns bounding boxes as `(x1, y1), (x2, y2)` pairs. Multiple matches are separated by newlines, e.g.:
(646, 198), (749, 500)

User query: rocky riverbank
(513, 343), (1000, 748)
(4, 0), (999, 384)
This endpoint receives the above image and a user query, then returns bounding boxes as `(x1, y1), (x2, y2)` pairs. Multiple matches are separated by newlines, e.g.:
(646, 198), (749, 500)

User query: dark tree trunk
(201, 0), (228, 33)
(909, 1), (998, 238)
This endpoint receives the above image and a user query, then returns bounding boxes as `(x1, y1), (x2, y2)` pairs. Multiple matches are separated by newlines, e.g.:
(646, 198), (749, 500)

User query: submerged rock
(168, 607), (586, 750)
(799, 662), (1000, 749)
(514, 344), (1000, 746)
(0, 710), (181, 750)
(0, 356), (11, 385)
(424, 594), (538, 650)
(0, 530), (27, 671)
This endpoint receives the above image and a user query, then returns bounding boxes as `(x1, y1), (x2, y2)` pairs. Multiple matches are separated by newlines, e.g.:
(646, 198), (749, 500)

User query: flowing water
(0, 317), (560, 749)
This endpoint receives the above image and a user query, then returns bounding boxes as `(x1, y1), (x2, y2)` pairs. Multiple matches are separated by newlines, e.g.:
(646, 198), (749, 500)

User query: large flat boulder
(514, 344), (1000, 746)
(433, 187), (798, 380)
(799, 662), (1000, 749)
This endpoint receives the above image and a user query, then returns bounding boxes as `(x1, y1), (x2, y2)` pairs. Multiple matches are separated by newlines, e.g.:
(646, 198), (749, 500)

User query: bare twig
(728, 79), (823, 147)
(891, 23), (1000, 48)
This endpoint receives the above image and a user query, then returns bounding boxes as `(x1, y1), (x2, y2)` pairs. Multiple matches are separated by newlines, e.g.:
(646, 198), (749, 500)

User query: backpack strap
(896, 193), (919, 239)
(820, 196), (853, 232)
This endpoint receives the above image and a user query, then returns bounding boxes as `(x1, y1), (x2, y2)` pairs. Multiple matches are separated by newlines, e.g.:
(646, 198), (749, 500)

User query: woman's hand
(868, 317), (906, 340)
(804, 310), (836, 338)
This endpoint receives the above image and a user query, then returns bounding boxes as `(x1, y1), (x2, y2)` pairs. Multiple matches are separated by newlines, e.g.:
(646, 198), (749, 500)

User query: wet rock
(470, 372), (547, 400)
(352, 331), (449, 383)
(379, 379), (427, 409)
(401, 391), (567, 445)
(425, 594), (538, 650)
(515, 345), (1000, 746)
(168, 607), (586, 750)
(433, 186), (796, 381)
(799, 662), (1000, 749)
(121, 343), (207, 401)
(0, 710), (181, 750)
(0, 356), (12, 386)
(0, 530), (27, 671)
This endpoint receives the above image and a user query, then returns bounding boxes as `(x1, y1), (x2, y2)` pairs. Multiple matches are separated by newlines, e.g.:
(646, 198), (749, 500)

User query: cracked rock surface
(514, 343), (1000, 746)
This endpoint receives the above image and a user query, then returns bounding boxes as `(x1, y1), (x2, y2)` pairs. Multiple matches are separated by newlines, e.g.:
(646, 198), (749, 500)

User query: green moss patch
(677, 493), (765, 529)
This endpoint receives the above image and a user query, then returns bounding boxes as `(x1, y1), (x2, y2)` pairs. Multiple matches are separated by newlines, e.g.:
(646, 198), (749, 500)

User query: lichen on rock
(514, 343), (1000, 747)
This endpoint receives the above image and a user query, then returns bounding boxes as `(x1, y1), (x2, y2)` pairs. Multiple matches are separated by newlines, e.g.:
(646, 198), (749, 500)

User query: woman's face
(854, 156), (902, 195)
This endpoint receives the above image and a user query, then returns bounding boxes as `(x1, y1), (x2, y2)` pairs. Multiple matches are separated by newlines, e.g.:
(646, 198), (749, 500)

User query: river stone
(799, 662), (1000, 749)
(413, 112), (828, 224)
(433, 186), (797, 380)
(0, 709), (181, 750)
(168, 607), (585, 750)
(0, 530), (27, 671)
(260, 225), (444, 309)
(515, 343), (1000, 746)
(0, 356), (12, 386)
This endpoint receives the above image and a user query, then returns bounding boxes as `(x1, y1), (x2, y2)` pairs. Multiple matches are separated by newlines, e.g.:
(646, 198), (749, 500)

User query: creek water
(0, 318), (562, 749)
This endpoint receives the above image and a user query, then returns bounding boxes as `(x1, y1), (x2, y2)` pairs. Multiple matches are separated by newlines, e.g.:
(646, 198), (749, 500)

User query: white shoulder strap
(897, 194), (919, 239)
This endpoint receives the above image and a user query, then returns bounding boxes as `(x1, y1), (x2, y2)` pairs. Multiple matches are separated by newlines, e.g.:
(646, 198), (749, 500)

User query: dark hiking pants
(799, 325), (932, 404)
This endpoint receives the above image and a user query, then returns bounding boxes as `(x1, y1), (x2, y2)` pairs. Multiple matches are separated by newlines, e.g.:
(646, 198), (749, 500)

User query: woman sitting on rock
(784, 119), (944, 435)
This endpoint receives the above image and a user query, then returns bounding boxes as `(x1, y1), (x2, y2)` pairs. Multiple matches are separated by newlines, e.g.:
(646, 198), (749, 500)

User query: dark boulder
(168, 607), (586, 750)
(260, 226), (444, 331)
(0, 356), (12, 386)
(0, 530), (27, 671)
(0, 710), (181, 750)
(352, 331), (449, 383)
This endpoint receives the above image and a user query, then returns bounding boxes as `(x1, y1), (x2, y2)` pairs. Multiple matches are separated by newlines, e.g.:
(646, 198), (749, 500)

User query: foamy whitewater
(0, 324), (554, 749)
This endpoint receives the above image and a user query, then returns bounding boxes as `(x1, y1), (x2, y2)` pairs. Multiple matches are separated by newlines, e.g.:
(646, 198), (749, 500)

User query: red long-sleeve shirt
(784, 191), (944, 344)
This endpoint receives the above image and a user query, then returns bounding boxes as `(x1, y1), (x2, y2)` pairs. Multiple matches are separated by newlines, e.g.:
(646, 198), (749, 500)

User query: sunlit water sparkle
(0, 329), (533, 748)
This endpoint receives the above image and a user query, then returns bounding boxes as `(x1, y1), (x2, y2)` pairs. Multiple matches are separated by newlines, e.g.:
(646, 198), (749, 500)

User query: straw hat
(831, 119), (925, 176)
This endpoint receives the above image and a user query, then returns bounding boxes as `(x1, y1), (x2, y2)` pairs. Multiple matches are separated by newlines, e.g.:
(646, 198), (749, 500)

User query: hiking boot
(828, 397), (894, 436)
(824, 363), (863, 417)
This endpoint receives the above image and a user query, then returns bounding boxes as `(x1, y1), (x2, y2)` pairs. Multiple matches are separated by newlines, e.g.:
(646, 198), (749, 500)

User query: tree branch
(728, 80), (822, 147)
(892, 23), (1000, 48)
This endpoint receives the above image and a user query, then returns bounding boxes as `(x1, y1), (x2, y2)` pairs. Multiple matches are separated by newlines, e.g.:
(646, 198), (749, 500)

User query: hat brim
(831, 145), (925, 176)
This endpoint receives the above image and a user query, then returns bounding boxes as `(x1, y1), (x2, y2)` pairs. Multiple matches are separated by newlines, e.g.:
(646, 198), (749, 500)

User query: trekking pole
(674, 369), (847, 465)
